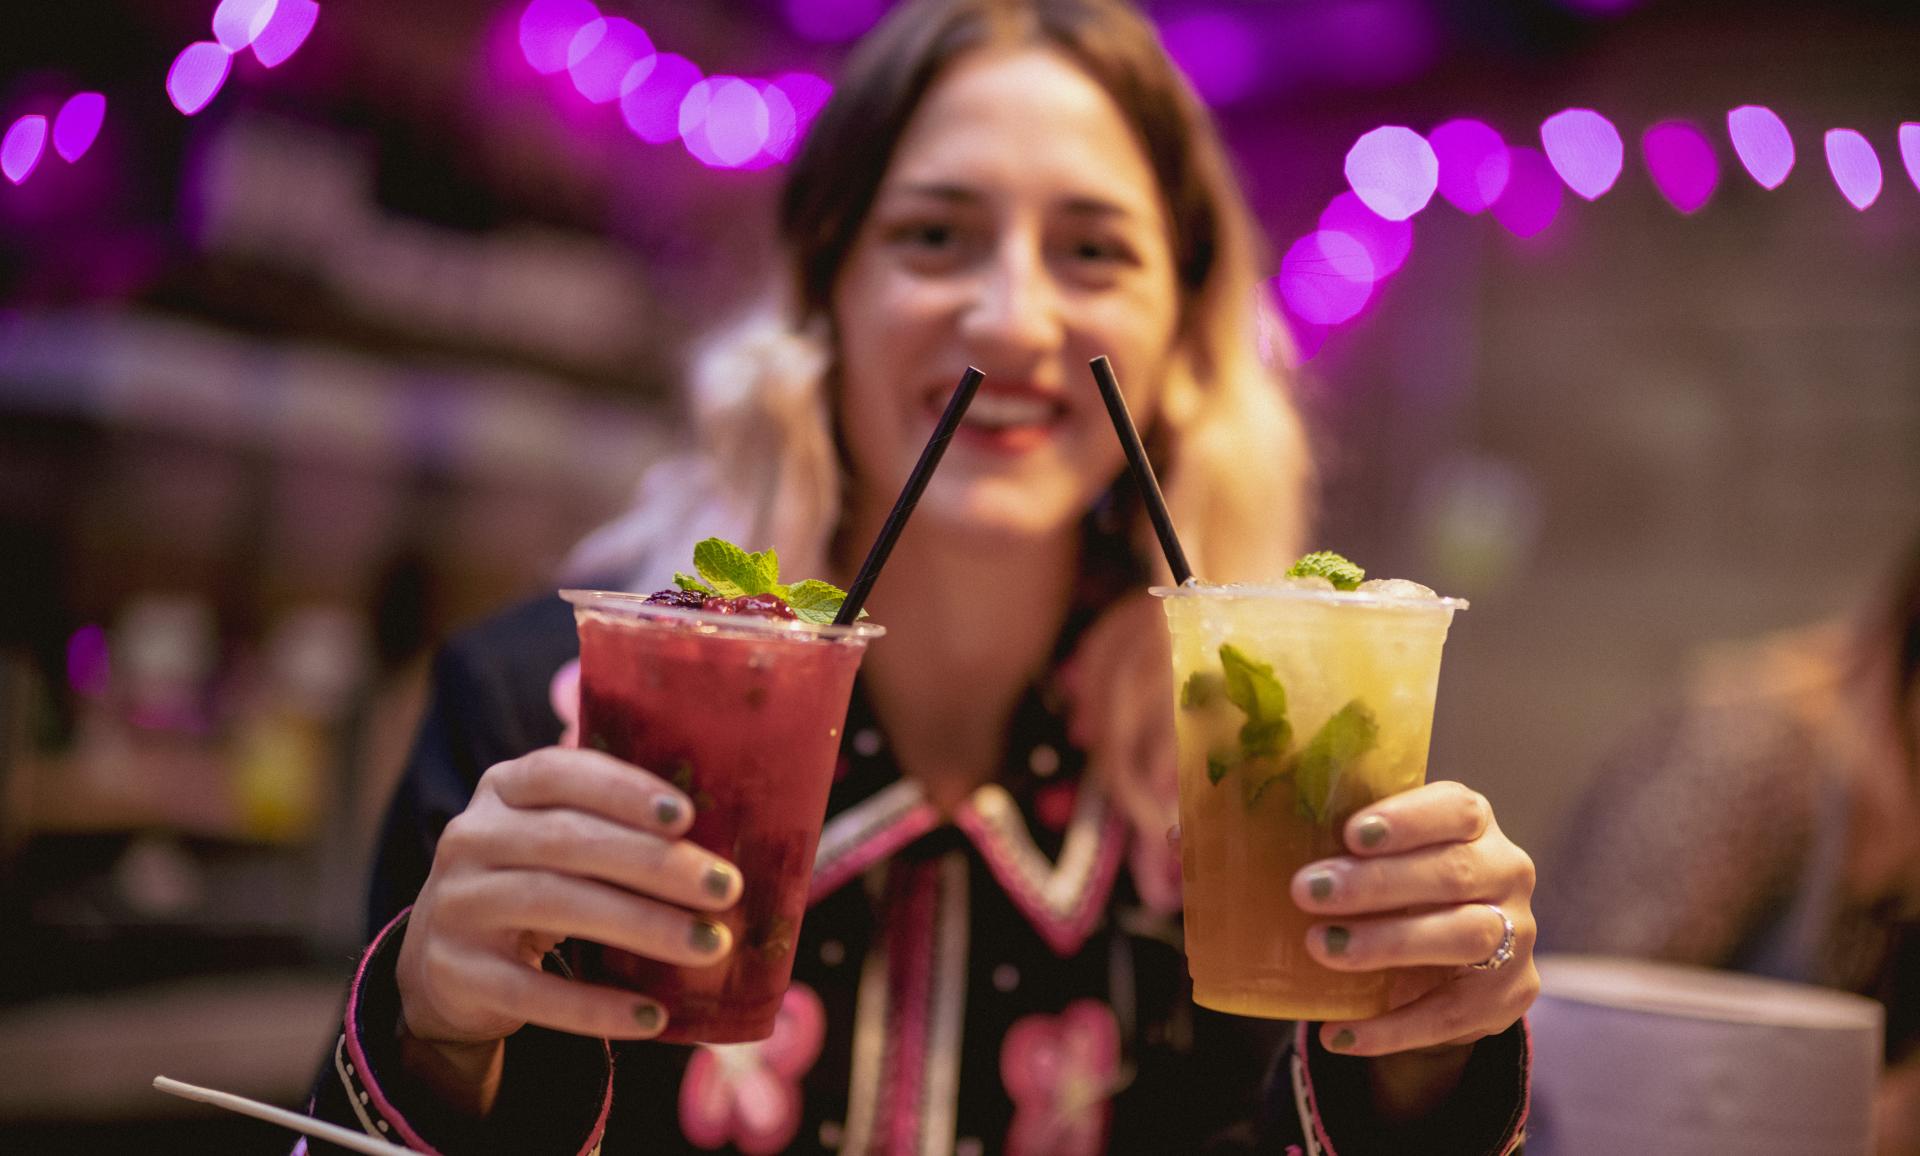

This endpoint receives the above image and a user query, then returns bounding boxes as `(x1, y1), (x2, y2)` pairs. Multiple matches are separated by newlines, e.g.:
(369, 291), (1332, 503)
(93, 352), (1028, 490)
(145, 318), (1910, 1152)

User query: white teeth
(961, 393), (1056, 429)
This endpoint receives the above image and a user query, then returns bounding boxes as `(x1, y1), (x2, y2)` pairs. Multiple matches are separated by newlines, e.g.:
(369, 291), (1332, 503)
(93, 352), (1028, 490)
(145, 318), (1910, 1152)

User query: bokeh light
(743, 81), (799, 169)
(1726, 105), (1795, 190)
(1540, 108), (1623, 200)
(1276, 230), (1376, 325)
(52, 92), (107, 164)
(768, 71), (829, 136)
(1899, 123), (1919, 194)
(620, 52), (702, 145)
(519, 0), (599, 75)
(783, 0), (885, 43)
(67, 624), (111, 699)
(566, 17), (654, 105)
(2, 116), (49, 185)
(1429, 118), (1510, 214)
(1824, 129), (1882, 210)
(1344, 126), (1438, 221)
(250, 0), (318, 68)
(1641, 120), (1719, 214)
(1160, 10), (1260, 106)
(1319, 191), (1412, 280)
(1490, 146), (1563, 238)
(212, 0), (278, 51)
(680, 77), (771, 169)
(168, 41), (234, 116)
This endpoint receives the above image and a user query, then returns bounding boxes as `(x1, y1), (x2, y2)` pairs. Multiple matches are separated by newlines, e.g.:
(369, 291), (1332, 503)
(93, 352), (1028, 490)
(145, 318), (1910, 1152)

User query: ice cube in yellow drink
(1155, 580), (1464, 1022)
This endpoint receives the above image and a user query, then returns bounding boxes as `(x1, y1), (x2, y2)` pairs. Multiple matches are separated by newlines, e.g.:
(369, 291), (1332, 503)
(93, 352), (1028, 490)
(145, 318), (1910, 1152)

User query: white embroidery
(332, 1035), (393, 1143)
(1290, 1051), (1325, 1156)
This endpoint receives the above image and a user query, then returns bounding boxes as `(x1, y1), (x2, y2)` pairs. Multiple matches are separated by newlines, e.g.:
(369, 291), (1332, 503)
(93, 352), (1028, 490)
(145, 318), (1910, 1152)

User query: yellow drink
(1155, 581), (1464, 1022)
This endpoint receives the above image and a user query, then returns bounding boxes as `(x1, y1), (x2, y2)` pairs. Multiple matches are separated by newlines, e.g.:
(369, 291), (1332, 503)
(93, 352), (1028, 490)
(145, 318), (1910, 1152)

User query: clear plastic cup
(560, 590), (883, 1043)
(1154, 581), (1465, 1021)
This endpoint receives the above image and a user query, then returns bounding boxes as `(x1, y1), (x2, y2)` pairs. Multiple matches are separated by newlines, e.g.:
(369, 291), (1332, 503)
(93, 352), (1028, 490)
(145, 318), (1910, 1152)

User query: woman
(1540, 536), (1920, 1153)
(306, 1), (1539, 1152)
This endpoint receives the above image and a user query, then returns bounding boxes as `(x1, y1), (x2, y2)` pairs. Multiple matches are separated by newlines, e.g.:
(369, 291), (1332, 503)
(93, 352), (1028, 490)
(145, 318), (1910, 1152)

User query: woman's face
(832, 47), (1183, 541)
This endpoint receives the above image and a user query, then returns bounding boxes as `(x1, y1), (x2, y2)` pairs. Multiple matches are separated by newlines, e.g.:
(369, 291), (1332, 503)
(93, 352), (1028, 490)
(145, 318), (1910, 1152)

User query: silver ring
(1469, 904), (1516, 972)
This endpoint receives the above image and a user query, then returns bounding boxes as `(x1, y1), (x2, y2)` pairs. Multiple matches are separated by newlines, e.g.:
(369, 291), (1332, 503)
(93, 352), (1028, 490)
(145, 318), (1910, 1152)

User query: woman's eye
(890, 222), (956, 250)
(1069, 237), (1134, 265)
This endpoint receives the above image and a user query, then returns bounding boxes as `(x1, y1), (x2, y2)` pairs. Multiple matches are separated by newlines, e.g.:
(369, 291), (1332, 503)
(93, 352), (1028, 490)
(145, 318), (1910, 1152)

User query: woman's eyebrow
(885, 183), (1143, 223)
(884, 181), (980, 204)
(1058, 195), (1139, 222)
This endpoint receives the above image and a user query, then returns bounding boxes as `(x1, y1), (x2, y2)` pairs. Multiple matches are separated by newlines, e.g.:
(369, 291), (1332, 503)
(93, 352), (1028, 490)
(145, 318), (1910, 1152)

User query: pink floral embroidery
(549, 658), (581, 748)
(678, 984), (826, 1154)
(1001, 999), (1121, 1156)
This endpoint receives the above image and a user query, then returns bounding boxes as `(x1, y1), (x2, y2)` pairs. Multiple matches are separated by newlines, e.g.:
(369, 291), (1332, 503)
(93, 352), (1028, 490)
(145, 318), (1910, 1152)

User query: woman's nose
(959, 239), (1065, 359)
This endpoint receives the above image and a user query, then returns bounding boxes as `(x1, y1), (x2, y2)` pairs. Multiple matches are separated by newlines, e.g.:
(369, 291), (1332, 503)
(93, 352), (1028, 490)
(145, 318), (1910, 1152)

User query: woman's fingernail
(689, 919), (728, 954)
(1307, 870), (1335, 902)
(1324, 926), (1350, 955)
(633, 1003), (663, 1032)
(655, 795), (686, 827)
(1356, 816), (1389, 849)
(702, 863), (738, 902)
(1330, 1028), (1356, 1051)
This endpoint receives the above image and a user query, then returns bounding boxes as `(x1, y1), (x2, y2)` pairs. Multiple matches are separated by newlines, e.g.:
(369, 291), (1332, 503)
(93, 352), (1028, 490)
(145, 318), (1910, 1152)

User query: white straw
(153, 1075), (421, 1154)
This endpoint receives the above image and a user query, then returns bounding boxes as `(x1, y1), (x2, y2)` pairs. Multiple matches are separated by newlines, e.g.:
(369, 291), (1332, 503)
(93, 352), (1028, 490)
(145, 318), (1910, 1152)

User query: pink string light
(250, 0), (318, 68)
(1899, 124), (1920, 194)
(1641, 120), (1719, 214)
(1824, 129), (1882, 210)
(2, 115), (49, 185)
(1491, 146), (1564, 238)
(1430, 118), (1510, 214)
(1277, 229), (1376, 325)
(167, 41), (234, 116)
(680, 76), (770, 169)
(519, 0), (599, 75)
(1319, 191), (1412, 279)
(620, 51), (702, 145)
(212, 0), (279, 51)
(1726, 105), (1795, 190)
(566, 16), (654, 105)
(52, 93), (106, 164)
(1540, 108), (1623, 200)
(1344, 125), (1439, 221)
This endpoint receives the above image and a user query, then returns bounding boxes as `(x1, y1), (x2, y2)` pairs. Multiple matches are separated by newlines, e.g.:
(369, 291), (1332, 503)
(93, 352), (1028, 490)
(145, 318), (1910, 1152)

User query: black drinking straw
(833, 366), (986, 625)
(1089, 355), (1194, 586)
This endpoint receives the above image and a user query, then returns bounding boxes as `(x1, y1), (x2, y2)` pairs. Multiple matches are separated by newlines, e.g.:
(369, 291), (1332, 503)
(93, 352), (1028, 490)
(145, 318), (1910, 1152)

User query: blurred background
(2, 0), (1916, 1148)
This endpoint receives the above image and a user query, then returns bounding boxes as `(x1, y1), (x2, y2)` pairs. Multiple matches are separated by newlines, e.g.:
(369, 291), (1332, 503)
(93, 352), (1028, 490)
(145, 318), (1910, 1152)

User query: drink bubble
(1282, 575), (1336, 592)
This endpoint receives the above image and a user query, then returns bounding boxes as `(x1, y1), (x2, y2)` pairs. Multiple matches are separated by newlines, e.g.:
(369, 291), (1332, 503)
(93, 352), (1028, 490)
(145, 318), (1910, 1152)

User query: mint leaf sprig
(1183, 641), (1379, 823)
(673, 537), (863, 625)
(1286, 550), (1365, 591)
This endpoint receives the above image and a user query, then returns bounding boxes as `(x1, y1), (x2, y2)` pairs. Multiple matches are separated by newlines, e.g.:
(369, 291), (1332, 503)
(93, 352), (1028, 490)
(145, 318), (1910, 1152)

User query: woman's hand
(392, 748), (741, 1109)
(1288, 781), (1540, 1113)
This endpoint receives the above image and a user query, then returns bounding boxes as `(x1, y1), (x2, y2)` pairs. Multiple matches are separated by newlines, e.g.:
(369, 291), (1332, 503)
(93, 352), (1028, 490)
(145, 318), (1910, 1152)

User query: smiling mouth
(930, 386), (1070, 436)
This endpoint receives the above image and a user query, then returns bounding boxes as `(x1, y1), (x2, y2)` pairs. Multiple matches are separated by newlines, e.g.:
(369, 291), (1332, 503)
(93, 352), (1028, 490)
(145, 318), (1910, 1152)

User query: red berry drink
(561, 589), (882, 1043)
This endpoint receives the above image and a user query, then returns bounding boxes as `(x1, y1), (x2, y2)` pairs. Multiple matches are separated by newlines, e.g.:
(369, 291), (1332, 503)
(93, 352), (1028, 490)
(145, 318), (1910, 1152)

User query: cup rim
(560, 589), (887, 642)
(1149, 582), (1468, 612)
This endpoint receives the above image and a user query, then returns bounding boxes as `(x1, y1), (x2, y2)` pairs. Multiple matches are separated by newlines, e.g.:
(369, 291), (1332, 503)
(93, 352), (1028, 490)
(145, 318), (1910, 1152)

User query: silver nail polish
(654, 795), (686, 827)
(702, 863), (737, 901)
(689, 920), (727, 954)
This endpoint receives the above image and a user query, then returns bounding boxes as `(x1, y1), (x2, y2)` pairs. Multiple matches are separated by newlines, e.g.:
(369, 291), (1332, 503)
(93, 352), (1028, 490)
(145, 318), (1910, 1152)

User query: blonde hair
(562, 0), (1315, 844)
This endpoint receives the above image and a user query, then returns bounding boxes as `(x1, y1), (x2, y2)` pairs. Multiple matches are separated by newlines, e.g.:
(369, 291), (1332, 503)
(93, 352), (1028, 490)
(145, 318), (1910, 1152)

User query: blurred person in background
(1540, 535), (1920, 1153)
(304, 0), (1538, 1151)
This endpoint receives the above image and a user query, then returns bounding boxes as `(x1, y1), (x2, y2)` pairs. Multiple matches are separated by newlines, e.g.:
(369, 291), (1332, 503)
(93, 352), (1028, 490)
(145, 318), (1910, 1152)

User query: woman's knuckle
(1439, 850), (1479, 896)
(1511, 848), (1538, 897)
